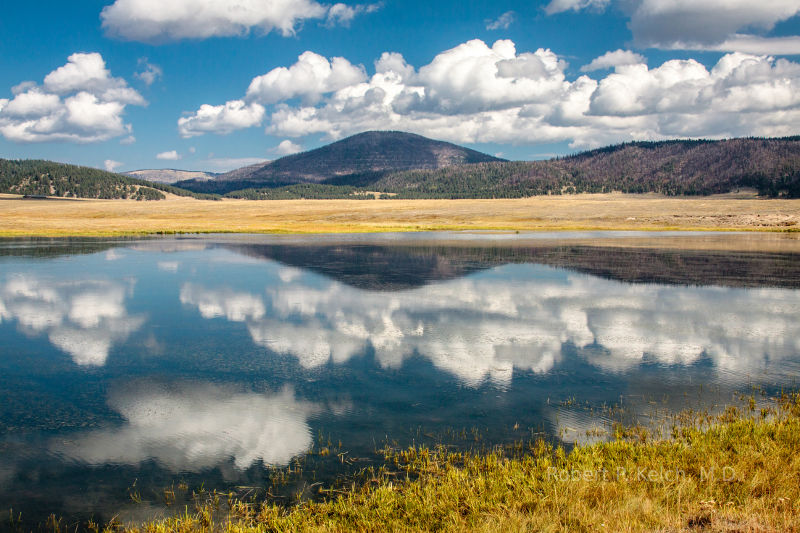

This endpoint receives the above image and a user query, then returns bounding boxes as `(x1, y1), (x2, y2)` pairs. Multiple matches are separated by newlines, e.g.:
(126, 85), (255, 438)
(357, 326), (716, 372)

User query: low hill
(124, 169), (218, 185)
(0, 159), (218, 200)
(177, 131), (504, 194)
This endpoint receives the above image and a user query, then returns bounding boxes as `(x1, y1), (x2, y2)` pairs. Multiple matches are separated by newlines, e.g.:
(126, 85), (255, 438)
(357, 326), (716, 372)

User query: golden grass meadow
(2, 193), (800, 237)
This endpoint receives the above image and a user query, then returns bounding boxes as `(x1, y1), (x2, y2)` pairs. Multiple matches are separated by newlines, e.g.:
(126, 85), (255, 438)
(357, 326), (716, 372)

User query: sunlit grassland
(1, 193), (800, 237)
(92, 393), (800, 533)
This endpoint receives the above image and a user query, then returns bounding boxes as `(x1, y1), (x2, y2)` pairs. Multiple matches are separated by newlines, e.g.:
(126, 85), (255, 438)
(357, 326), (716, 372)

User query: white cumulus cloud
(178, 100), (265, 138)
(43, 53), (144, 105)
(413, 40), (568, 114)
(628, 0), (800, 51)
(545, 0), (800, 55)
(705, 35), (800, 56)
(177, 39), (800, 148)
(156, 150), (181, 161)
(588, 53), (800, 120)
(581, 49), (646, 72)
(1, 89), (62, 117)
(274, 139), (303, 155)
(101, 0), (377, 43)
(104, 159), (123, 172)
(246, 51), (367, 105)
(178, 51), (365, 137)
(0, 53), (144, 143)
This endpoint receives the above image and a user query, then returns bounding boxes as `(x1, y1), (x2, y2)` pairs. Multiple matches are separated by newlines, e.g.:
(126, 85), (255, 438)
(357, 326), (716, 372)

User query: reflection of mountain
(533, 246), (800, 289)
(0, 275), (144, 365)
(180, 266), (800, 387)
(221, 243), (800, 290)
(223, 244), (494, 290)
(4, 236), (798, 290)
(55, 383), (315, 471)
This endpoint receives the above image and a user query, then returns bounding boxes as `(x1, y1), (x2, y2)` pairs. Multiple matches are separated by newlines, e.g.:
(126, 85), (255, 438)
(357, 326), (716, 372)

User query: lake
(1, 232), (799, 529)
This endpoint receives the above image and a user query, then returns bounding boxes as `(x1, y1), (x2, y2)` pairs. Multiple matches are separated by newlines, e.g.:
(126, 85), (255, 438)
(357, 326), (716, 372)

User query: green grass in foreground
(100, 393), (800, 533)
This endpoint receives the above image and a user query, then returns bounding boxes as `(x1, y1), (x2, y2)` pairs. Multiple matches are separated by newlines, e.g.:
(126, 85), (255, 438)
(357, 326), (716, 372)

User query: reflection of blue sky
(0, 274), (144, 366)
(179, 265), (800, 387)
(54, 383), (316, 472)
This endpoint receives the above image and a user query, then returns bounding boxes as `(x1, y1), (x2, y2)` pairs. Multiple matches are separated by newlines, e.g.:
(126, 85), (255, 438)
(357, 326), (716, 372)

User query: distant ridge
(177, 131), (504, 194)
(125, 169), (218, 185)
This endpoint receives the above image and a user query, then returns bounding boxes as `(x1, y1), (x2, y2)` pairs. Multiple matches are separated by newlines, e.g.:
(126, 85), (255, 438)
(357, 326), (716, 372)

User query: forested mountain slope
(0, 159), (217, 200)
(369, 137), (800, 198)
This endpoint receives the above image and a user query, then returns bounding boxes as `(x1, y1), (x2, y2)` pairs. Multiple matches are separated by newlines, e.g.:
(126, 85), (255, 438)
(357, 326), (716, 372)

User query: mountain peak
(178, 131), (503, 194)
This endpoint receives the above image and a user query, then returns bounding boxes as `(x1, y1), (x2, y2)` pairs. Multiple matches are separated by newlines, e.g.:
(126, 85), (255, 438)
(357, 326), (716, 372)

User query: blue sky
(1, 0), (799, 172)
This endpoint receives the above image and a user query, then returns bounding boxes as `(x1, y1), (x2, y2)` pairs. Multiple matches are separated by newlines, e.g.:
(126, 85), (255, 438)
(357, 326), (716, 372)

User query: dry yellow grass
(1, 193), (800, 237)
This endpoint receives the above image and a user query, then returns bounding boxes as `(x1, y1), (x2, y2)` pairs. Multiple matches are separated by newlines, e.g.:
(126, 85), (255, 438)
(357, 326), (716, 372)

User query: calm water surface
(1, 232), (799, 528)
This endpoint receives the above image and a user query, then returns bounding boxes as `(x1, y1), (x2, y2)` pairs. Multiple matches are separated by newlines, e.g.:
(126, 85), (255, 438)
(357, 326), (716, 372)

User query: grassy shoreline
(104, 393), (800, 533)
(2, 193), (800, 237)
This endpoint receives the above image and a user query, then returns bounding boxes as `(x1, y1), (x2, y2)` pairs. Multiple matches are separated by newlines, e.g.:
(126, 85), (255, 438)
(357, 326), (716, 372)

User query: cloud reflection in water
(0, 275), (145, 366)
(55, 383), (315, 471)
(180, 266), (800, 386)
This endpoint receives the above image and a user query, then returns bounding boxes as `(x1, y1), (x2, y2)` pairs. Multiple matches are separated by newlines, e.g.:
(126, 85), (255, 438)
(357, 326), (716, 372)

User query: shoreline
(4, 230), (800, 255)
(114, 393), (800, 532)
(2, 193), (800, 237)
